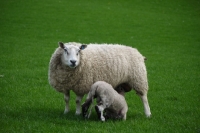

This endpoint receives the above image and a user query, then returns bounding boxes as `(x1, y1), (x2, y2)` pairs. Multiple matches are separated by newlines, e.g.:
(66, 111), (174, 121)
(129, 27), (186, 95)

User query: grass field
(0, 0), (200, 132)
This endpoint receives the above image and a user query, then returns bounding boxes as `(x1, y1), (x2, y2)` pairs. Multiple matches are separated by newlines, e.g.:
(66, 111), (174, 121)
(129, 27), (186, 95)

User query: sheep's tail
(144, 56), (147, 61)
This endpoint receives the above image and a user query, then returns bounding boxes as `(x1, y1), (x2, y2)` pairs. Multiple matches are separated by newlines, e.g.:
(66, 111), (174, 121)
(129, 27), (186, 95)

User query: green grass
(0, 0), (200, 132)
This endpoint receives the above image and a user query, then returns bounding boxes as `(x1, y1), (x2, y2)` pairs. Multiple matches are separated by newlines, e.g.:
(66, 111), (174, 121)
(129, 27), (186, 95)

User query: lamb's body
(82, 81), (128, 121)
(48, 42), (151, 117)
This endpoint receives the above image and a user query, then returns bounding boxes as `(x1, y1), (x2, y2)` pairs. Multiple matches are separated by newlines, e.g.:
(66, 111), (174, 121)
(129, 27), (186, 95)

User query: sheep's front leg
(64, 91), (70, 114)
(75, 95), (84, 115)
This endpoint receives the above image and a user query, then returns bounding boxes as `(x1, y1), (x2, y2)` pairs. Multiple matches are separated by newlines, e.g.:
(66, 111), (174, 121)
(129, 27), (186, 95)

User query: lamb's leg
(82, 98), (93, 118)
(120, 109), (127, 120)
(139, 93), (151, 117)
(75, 95), (84, 115)
(64, 91), (70, 114)
(95, 105), (101, 120)
(96, 105), (106, 122)
(122, 113), (127, 120)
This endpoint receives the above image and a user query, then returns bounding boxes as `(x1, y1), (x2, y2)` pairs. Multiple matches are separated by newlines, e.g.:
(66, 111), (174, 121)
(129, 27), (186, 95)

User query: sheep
(82, 81), (128, 121)
(48, 42), (151, 117)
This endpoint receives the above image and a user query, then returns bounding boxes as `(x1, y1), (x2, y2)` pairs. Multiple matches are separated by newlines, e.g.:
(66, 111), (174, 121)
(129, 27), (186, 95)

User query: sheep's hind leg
(64, 91), (70, 114)
(139, 93), (151, 117)
(75, 95), (84, 115)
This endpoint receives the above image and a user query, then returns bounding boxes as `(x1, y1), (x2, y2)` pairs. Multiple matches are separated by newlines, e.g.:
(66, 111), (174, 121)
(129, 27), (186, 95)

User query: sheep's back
(79, 44), (146, 88)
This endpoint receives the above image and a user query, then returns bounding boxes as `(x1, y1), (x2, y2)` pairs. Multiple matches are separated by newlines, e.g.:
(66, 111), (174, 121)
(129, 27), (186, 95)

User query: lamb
(48, 42), (151, 117)
(82, 81), (128, 121)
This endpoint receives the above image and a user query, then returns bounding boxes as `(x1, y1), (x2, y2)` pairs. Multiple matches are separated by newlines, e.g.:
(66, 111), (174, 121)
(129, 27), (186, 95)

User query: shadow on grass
(4, 106), (146, 125)
(4, 107), (102, 123)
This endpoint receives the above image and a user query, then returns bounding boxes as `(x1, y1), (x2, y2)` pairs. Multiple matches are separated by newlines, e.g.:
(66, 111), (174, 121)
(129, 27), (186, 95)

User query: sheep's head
(59, 42), (87, 68)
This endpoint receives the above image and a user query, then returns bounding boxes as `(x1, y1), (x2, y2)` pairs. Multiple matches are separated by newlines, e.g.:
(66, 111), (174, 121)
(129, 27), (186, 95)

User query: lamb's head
(59, 42), (87, 68)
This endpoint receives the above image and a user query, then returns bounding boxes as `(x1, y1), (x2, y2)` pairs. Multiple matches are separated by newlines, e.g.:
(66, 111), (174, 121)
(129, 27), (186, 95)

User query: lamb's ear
(80, 45), (87, 50)
(58, 42), (65, 49)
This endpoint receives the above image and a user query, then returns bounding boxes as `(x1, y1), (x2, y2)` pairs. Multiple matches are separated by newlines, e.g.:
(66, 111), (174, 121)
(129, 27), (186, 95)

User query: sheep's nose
(70, 60), (76, 65)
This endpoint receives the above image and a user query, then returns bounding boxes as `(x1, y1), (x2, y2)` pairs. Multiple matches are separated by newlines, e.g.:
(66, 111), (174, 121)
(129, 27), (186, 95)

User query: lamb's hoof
(82, 105), (89, 118)
(82, 112), (88, 118)
(101, 117), (105, 122)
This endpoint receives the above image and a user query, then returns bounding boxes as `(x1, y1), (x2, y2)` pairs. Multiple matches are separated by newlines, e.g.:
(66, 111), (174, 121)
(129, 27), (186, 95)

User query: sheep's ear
(80, 45), (87, 50)
(58, 42), (65, 49)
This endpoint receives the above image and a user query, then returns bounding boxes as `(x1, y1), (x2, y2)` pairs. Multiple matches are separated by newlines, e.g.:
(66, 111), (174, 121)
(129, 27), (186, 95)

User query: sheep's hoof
(146, 113), (152, 118)
(64, 109), (69, 114)
(75, 111), (81, 115)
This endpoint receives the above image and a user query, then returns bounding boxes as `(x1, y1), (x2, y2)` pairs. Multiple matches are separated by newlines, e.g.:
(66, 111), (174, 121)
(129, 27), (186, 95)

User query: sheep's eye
(64, 48), (68, 54)
(76, 50), (81, 56)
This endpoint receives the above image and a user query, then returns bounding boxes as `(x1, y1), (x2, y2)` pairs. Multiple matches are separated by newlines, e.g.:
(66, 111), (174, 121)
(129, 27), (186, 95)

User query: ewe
(48, 42), (151, 117)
